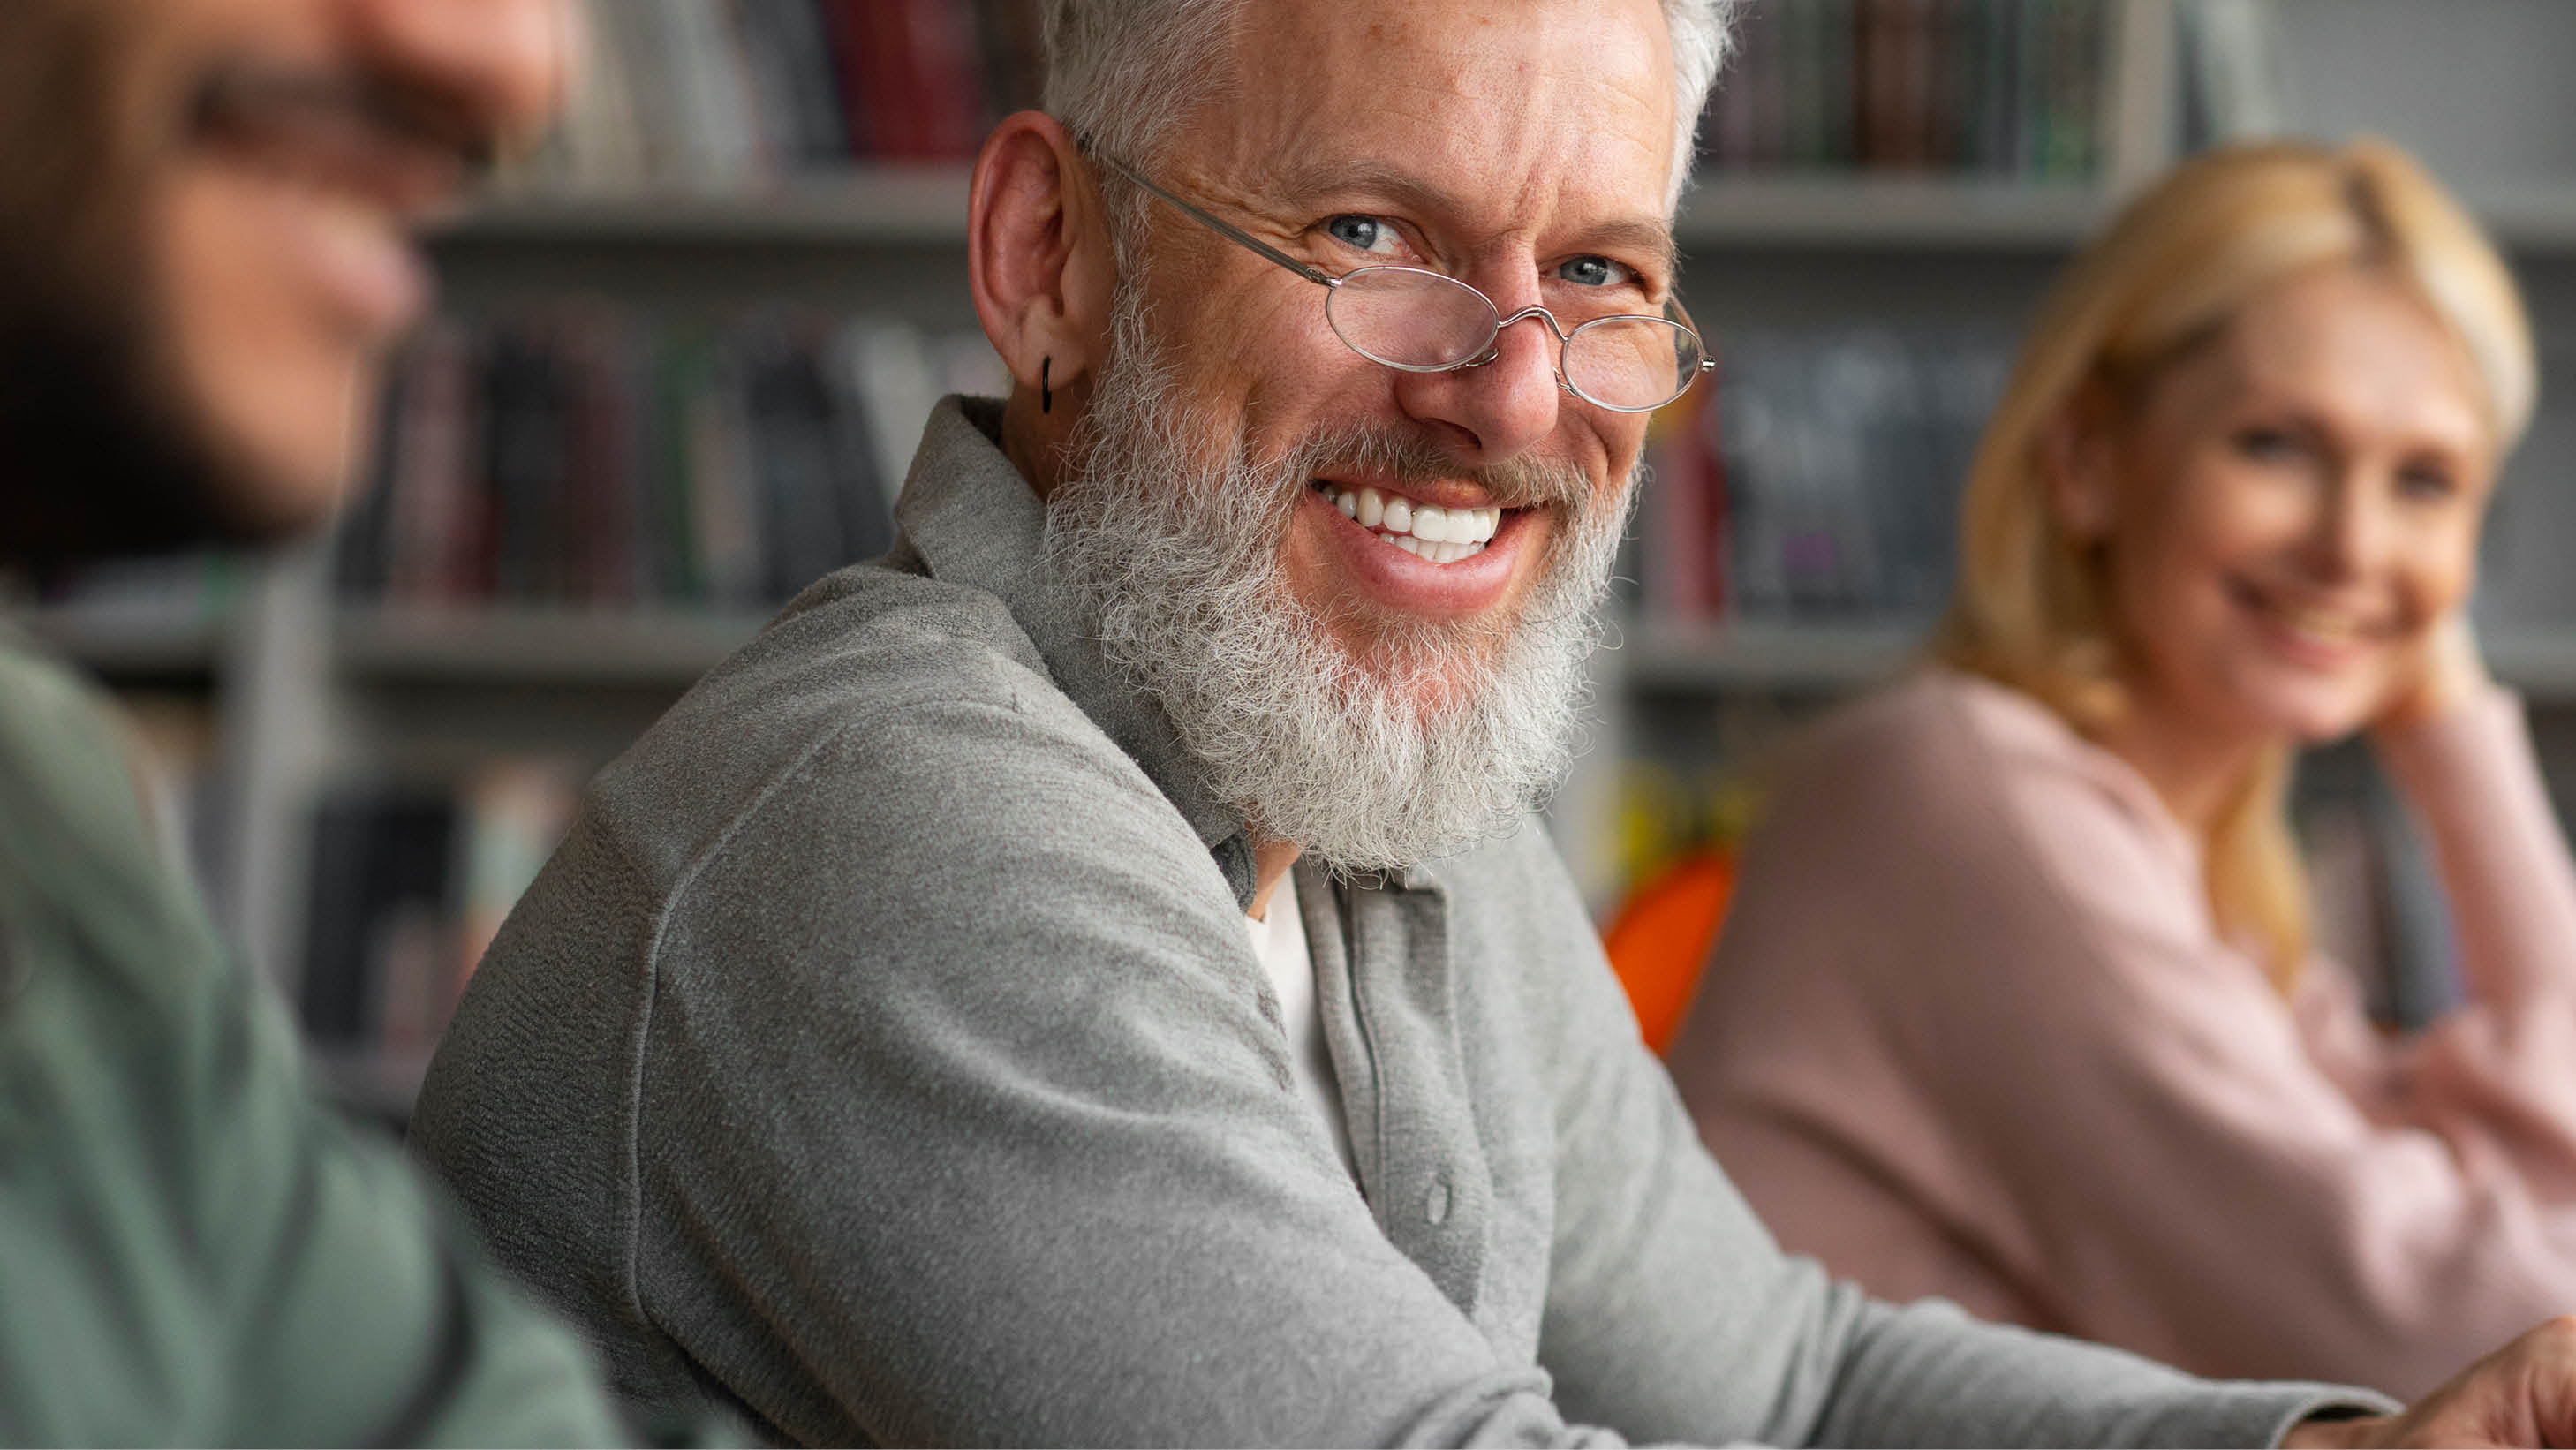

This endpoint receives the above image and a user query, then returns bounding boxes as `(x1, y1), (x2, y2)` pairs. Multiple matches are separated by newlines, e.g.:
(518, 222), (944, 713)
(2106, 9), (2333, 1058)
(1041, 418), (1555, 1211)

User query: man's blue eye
(1325, 215), (1392, 253)
(1560, 256), (1623, 287)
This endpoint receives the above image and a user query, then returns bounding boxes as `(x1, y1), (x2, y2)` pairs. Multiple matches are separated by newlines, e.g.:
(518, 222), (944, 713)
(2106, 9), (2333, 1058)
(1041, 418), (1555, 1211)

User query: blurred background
(11, 0), (2576, 1118)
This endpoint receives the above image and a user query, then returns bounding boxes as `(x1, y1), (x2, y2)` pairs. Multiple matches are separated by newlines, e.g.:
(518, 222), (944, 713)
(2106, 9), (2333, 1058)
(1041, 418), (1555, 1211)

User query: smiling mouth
(2226, 576), (2394, 651)
(1315, 481), (1509, 564)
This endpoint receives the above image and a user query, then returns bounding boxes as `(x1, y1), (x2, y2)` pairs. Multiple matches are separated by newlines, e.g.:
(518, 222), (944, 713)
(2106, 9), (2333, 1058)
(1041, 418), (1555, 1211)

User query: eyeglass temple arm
(1085, 149), (1339, 289)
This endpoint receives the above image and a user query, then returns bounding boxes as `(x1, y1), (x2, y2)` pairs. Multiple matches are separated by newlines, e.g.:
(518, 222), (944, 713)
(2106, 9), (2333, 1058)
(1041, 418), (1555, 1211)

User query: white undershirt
(1245, 874), (1357, 1179)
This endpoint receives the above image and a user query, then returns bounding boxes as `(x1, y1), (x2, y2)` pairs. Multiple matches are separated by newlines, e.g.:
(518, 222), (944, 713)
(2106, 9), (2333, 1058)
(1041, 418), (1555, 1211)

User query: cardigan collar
(891, 396), (1260, 908)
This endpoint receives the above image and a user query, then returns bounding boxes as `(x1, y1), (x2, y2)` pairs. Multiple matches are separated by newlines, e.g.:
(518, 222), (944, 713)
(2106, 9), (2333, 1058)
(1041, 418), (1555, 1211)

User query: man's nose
(344, 0), (570, 151)
(1391, 306), (1566, 464)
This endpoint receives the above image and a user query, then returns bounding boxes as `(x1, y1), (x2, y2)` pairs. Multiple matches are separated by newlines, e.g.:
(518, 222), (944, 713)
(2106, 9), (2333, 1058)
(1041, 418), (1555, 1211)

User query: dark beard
(0, 298), (230, 571)
(0, 0), (253, 572)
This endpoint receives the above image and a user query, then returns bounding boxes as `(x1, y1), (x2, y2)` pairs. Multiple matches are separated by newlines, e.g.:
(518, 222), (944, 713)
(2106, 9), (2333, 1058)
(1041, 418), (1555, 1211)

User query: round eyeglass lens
(1564, 315), (1702, 412)
(1325, 266), (1498, 370)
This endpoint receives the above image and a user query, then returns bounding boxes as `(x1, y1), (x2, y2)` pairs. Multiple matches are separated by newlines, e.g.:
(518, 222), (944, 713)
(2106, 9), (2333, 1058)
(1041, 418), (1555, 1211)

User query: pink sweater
(1668, 666), (2576, 1400)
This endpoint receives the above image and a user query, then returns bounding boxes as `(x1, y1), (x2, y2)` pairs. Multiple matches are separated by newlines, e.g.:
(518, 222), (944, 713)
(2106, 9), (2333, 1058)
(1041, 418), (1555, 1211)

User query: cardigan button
(1424, 1180), (1451, 1226)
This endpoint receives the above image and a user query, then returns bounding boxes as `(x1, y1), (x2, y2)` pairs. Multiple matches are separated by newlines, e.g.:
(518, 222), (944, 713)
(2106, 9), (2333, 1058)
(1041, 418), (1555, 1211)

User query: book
(341, 305), (1007, 617)
(1693, 0), (2107, 182)
(1633, 326), (2010, 625)
(298, 759), (585, 1062)
(497, 0), (1052, 194)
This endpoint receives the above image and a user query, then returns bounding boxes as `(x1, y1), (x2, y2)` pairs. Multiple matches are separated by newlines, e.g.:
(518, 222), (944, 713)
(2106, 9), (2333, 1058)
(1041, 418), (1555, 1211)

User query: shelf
(1677, 177), (2106, 249)
(11, 607), (226, 677)
(314, 1047), (432, 1125)
(335, 608), (769, 686)
(430, 169), (973, 245)
(2486, 629), (2576, 701)
(2460, 182), (2576, 253)
(1620, 618), (2576, 705)
(430, 169), (2111, 252)
(430, 172), (2576, 257)
(1614, 618), (1929, 691)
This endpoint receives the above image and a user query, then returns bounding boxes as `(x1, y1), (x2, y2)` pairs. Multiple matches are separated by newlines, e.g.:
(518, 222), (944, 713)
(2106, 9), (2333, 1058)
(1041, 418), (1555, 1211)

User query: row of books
(298, 759), (584, 1060)
(1699, 0), (2111, 179)
(1635, 326), (2012, 624)
(336, 307), (1007, 614)
(510, 0), (1044, 192)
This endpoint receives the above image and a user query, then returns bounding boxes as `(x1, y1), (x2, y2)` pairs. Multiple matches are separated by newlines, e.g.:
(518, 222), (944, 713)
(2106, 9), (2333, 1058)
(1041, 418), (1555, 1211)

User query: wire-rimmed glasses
(1089, 150), (1716, 413)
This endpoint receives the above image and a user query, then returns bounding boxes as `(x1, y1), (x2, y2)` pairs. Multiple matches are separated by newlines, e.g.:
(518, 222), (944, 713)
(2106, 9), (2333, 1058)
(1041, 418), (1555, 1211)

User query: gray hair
(1041, 0), (1739, 212)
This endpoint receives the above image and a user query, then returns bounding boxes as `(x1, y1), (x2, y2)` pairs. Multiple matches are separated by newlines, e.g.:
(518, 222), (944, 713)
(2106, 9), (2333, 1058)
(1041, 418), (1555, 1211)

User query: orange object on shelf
(1602, 850), (1736, 1056)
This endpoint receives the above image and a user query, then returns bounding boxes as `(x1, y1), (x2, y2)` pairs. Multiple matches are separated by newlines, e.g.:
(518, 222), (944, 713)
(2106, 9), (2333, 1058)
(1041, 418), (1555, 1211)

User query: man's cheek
(156, 177), (368, 523)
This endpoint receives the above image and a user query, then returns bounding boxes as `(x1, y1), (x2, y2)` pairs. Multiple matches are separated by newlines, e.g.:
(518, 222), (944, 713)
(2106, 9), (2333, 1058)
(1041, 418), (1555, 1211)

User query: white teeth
(1321, 485), (1503, 563)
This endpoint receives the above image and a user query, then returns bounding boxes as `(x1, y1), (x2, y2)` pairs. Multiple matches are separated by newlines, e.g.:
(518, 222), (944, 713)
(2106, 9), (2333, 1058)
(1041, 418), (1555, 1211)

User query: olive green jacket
(0, 630), (624, 1446)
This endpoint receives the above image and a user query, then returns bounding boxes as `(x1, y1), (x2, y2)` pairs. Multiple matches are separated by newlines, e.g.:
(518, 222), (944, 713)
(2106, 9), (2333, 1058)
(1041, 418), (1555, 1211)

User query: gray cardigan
(412, 396), (2387, 1446)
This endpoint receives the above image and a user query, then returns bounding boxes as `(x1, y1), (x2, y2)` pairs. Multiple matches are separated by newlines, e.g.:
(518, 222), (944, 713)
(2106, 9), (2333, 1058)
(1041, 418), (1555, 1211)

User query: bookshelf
(435, 170), (976, 245)
(19, 607), (230, 679)
(21, 0), (2576, 1118)
(335, 609), (767, 685)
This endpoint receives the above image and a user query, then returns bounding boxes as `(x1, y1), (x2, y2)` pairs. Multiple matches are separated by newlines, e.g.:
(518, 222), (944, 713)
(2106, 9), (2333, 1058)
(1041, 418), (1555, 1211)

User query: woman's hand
(2372, 613), (2492, 735)
(2283, 1317), (2576, 1448)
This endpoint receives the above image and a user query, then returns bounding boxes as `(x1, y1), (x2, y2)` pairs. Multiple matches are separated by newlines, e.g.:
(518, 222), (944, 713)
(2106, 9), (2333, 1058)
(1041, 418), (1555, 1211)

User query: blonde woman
(1667, 139), (2576, 1400)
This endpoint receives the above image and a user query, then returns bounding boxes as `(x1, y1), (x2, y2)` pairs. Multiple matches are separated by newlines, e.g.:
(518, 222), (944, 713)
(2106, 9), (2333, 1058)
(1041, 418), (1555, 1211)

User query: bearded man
(412, 0), (2576, 1445)
(0, 0), (631, 1441)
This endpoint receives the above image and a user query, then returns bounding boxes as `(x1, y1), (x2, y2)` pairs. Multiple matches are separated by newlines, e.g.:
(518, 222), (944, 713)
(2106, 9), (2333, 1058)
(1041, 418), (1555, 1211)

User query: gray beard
(1040, 285), (1636, 876)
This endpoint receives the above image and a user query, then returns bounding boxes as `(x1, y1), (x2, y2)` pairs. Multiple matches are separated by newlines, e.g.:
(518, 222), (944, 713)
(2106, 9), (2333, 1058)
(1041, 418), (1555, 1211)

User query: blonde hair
(1935, 139), (2534, 989)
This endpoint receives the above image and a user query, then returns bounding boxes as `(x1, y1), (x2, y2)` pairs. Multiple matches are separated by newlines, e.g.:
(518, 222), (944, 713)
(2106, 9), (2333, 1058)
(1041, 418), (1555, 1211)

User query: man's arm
(1494, 827), (2393, 1448)
(0, 649), (629, 1446)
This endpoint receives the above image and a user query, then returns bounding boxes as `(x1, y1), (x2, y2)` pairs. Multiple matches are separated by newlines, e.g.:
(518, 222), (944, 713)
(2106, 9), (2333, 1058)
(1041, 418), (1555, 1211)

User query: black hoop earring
(1041, 356), (1053, 413)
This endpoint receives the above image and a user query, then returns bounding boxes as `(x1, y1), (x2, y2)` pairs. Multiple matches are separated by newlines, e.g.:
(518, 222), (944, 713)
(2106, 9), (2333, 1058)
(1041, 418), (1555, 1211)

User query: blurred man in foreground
(0, 0), (626, 1440)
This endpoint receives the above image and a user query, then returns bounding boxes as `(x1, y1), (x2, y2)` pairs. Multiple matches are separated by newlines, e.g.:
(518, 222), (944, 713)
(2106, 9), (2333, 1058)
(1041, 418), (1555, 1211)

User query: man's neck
(1248, 835), (1302, 922)
(1001, 384), (1073, 503)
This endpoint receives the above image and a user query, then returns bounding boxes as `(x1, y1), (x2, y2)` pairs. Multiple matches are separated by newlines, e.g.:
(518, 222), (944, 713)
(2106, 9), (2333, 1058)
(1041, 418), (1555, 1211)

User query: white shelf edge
(312, 1046), (433, 1122)
(424, 171), (2576, 255)
(433, 170), (2112, 250)
(2485, 628), (2576, 701)
(1616, 618), (2576, 704)
(2461, 183), (2576, 253)
(11, 607), (227, 676)
(429, 168), (973, 245)
(1677, 177), (2107, 248)
(1613, 617), (1930, 691)
(335, 608), (768, 685)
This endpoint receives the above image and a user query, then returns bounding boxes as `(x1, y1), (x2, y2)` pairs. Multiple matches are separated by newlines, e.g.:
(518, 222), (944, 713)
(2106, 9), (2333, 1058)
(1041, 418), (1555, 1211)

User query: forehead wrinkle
(1207, 0), (1676, 219)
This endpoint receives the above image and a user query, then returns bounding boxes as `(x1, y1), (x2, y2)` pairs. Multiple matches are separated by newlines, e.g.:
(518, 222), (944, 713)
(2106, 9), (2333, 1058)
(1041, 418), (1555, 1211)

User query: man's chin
(205, 446), (356, 548)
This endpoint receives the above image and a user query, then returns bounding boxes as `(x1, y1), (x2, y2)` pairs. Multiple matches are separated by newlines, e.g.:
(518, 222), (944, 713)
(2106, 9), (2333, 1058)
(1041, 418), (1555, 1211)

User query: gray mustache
(1273, 426), (1596, 517)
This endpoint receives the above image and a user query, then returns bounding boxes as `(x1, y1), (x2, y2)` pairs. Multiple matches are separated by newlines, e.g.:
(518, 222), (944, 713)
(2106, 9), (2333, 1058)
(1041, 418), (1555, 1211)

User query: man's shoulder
(0, 631), (199, 943)
(582, 559), (1193, 894)
(0, 630), (155, 845)
(0, 630), (233, 1102)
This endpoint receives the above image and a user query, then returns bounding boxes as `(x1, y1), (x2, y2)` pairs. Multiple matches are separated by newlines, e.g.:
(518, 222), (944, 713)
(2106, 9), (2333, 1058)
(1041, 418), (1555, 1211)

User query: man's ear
(2040, 381), (2119, 544)
(969, 111), (1115, 408)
